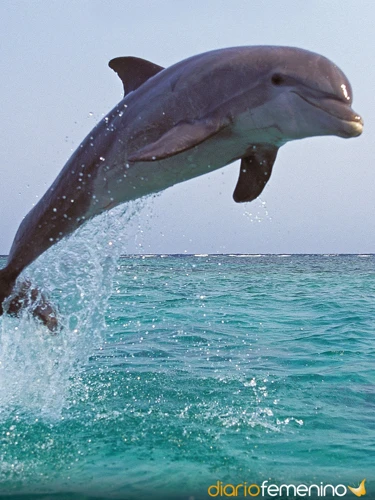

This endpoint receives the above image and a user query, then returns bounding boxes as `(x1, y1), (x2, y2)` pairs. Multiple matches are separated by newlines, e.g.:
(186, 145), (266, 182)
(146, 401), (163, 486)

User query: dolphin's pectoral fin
(108, 56), (164, 96)
(6, 280), (59, 333)
(128, 118), (230, 162)
(233, 145), (279, 203)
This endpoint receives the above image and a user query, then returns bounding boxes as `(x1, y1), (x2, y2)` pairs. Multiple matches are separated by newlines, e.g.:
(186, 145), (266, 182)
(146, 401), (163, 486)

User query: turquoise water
(0, 250), (374, 499)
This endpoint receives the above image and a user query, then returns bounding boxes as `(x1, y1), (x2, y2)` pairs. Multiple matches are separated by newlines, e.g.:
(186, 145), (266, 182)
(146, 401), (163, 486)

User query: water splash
(0, 200), (145, 420)
(242, 198), (272, 223)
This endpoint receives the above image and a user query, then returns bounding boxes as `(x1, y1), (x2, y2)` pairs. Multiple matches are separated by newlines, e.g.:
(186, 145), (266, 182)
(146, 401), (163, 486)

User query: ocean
(0, 225), (374, 499)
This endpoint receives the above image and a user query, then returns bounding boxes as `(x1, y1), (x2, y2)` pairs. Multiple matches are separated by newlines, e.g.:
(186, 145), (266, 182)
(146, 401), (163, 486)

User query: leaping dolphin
(0, 46), (363, 330)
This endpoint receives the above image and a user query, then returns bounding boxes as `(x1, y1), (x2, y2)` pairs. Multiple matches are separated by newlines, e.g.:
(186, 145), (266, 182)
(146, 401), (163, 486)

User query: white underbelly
(87, 116), (282, 217)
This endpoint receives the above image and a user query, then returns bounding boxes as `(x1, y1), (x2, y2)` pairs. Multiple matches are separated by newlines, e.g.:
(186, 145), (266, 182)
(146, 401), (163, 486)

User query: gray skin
(0, 46), (363, 329)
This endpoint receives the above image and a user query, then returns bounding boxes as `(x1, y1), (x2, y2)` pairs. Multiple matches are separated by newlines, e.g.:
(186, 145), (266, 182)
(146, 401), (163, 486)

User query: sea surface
(0, 236), (374, 499)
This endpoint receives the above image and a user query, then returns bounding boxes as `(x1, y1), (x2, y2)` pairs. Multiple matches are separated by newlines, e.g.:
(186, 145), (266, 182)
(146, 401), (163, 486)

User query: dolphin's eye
(271, 74), (285, 86)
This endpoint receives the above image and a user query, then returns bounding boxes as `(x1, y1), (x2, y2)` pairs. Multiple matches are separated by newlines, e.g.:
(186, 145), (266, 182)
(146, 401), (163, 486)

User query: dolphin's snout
(346, 113), (363, 137)
(294, 91), (364, 138)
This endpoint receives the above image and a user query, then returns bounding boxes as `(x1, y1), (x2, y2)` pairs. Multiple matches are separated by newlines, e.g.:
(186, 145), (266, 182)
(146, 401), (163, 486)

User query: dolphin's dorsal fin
(108, 56), (164, 96)
(128, 117), (231, 162)
(233, 145), (278, 203)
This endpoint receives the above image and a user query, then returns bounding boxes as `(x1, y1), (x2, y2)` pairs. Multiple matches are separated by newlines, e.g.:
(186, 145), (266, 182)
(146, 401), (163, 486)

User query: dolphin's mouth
(293, 92), (363, 137)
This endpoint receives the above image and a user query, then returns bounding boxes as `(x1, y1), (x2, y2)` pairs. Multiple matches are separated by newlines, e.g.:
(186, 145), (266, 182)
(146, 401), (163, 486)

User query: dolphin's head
(247, 47), (363, 143)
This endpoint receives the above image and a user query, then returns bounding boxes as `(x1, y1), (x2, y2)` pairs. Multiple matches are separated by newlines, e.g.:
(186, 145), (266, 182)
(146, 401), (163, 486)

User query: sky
(0, 0), (374, 254)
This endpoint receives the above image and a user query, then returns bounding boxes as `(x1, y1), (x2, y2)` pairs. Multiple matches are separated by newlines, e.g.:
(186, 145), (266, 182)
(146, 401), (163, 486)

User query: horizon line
(1, 253), (374, 258)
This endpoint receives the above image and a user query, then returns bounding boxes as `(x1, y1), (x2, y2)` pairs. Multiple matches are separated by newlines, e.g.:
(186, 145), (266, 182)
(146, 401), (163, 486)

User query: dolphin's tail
(0, 267), (58, 332)
(0, 267), (16, 316)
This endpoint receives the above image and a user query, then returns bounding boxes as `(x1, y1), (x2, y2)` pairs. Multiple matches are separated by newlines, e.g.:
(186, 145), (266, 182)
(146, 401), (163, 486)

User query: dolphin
(0, 46), (363, 330)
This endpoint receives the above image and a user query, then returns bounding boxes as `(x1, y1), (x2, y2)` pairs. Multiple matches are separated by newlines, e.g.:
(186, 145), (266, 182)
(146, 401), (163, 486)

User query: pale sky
(0, 0), (373, 254)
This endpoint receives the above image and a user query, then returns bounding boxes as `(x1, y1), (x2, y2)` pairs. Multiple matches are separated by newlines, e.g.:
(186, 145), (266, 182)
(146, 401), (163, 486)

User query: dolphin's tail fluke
(0, 267), (58, 332)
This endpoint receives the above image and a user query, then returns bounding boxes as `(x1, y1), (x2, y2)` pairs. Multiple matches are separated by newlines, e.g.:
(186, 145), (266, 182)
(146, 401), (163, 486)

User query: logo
(207, 479), (367, 497)
(348, 479), (366, 497)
